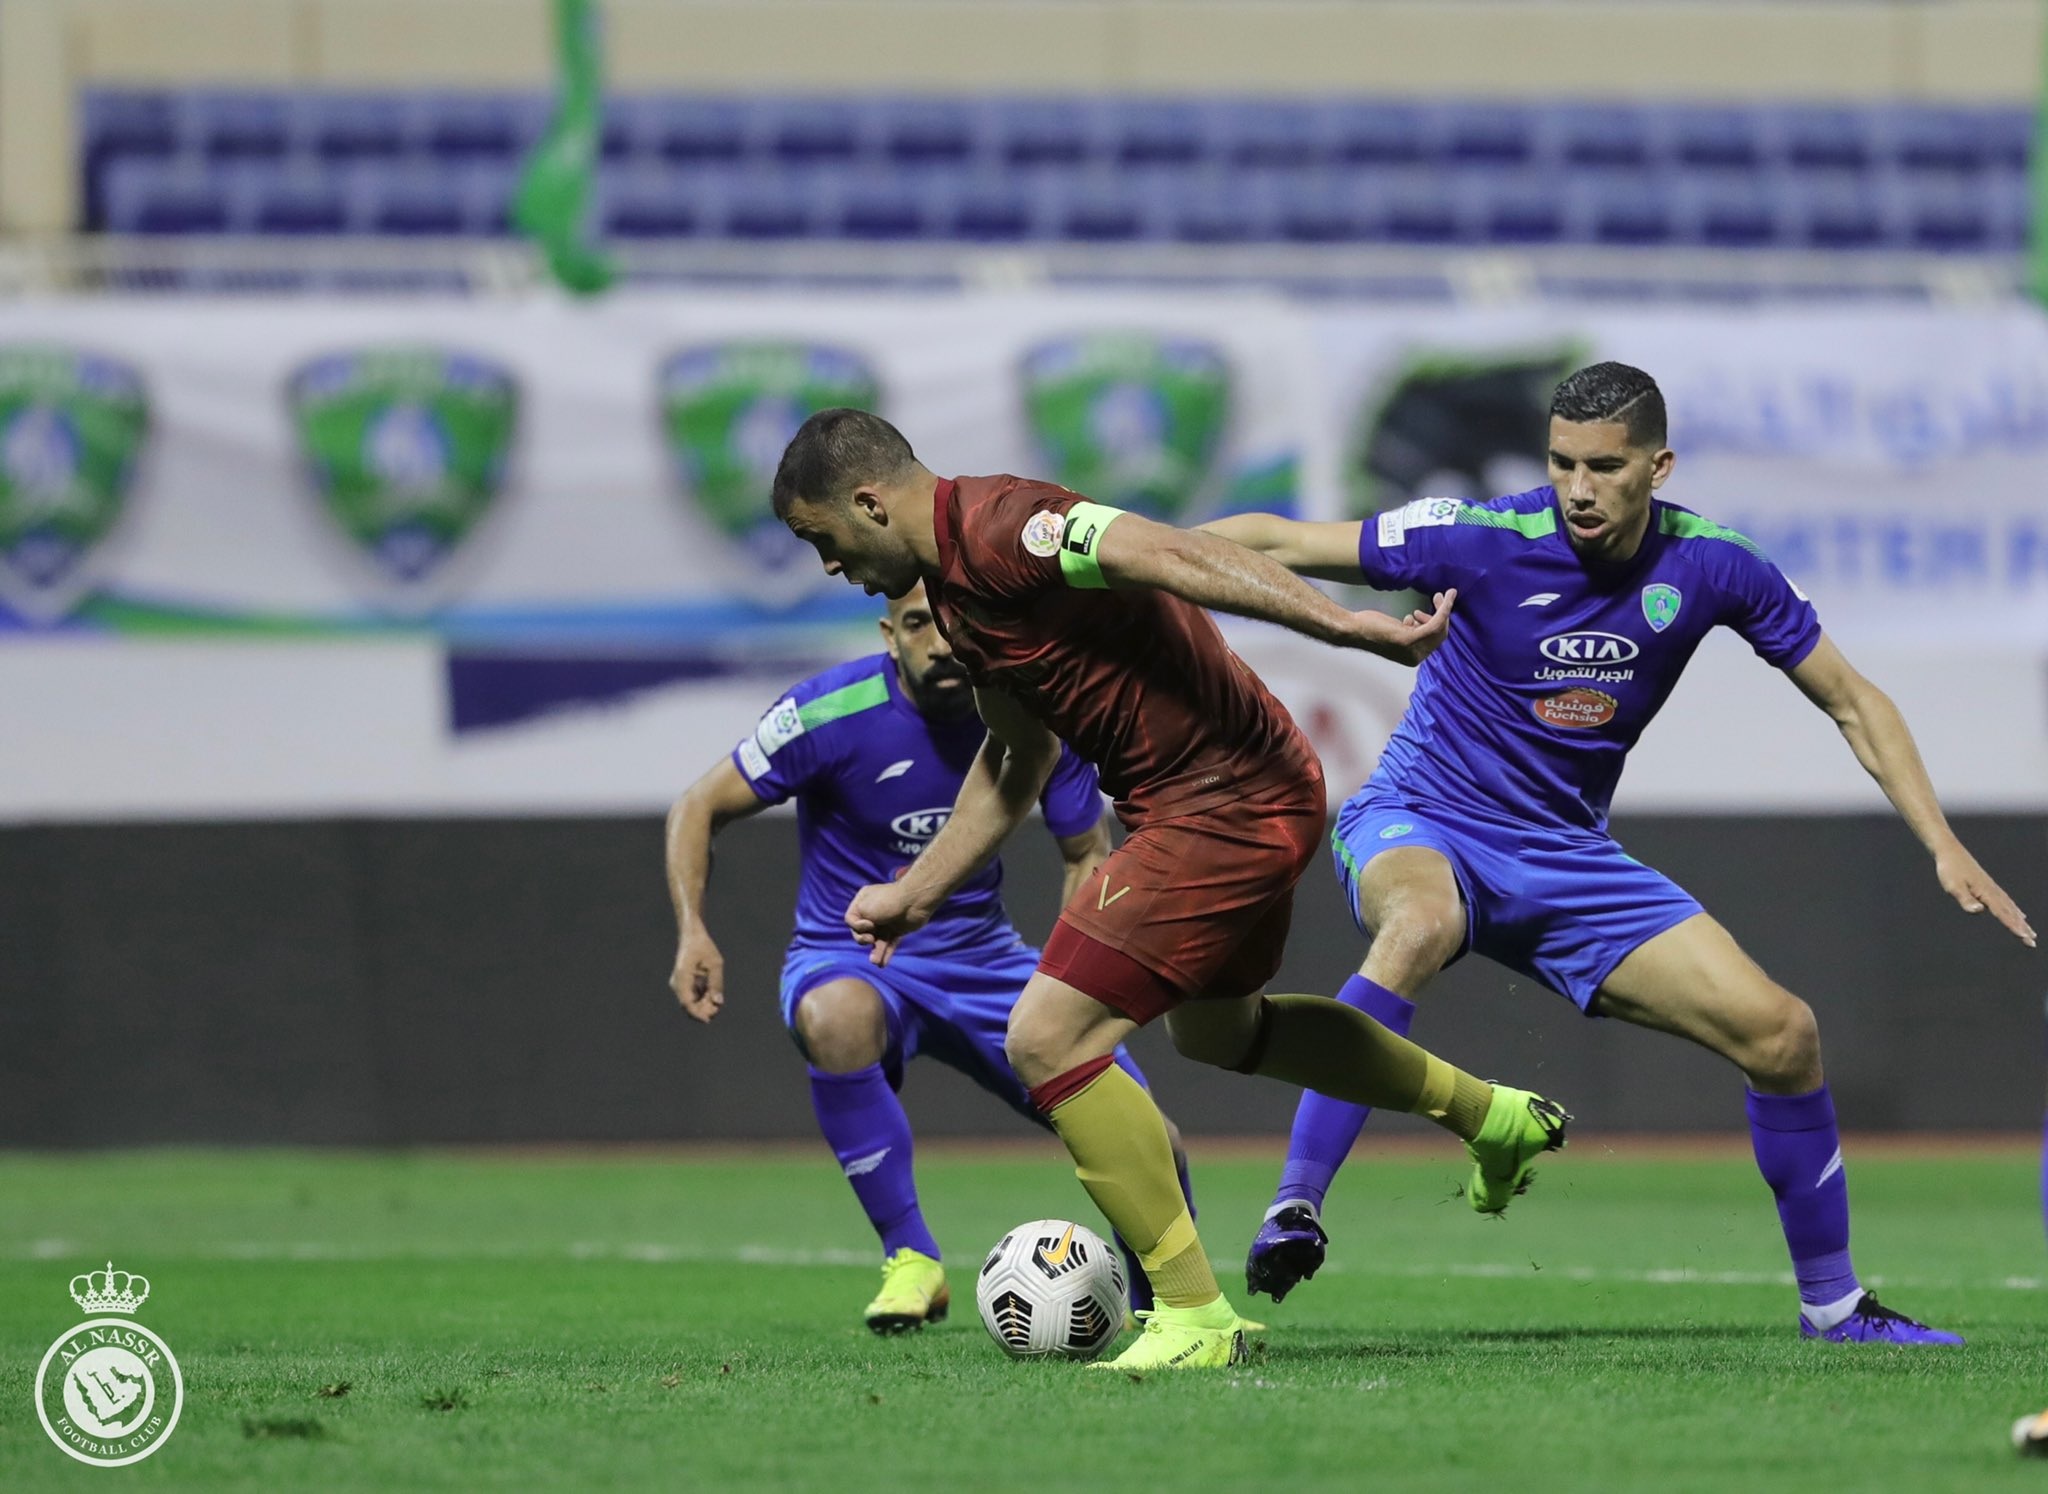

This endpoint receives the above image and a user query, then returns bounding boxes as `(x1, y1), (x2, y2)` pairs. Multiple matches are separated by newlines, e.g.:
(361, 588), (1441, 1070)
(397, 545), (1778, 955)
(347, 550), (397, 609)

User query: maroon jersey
(926, 475), (1318, 826)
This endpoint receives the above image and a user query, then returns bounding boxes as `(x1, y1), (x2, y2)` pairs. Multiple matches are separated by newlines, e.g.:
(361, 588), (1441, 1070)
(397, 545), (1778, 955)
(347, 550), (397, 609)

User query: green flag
(2034, 1), (2048, 306)
(514, 0), (614, 295)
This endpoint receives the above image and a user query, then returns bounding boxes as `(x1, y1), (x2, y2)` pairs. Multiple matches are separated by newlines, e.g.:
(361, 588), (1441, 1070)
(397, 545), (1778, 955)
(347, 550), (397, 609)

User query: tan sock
(1251, 994), (1496, 1141)
(1042, 1062), (1220, 1309)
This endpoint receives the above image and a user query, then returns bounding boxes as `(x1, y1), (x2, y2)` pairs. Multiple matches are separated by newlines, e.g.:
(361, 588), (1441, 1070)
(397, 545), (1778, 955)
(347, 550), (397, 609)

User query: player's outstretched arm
(845, 687), (1060, 964)
(1197, 513), (1371, 583)
(665, 758), (771, 1021)
(1789, 635), (2035, 947)
(1095, 508), (1453, 666)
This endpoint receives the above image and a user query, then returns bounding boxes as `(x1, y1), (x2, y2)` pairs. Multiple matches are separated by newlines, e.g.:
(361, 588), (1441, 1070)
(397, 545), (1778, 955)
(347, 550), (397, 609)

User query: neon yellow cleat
(1466, 1086), (1571, 1215)
(863, 1247), (949, 1335)
(1090, 1298), (1248, 1374)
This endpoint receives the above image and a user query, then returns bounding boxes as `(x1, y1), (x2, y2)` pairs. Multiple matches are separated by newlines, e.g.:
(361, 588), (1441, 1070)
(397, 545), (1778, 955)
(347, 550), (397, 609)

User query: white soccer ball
(975, 1218), (1127, 1361)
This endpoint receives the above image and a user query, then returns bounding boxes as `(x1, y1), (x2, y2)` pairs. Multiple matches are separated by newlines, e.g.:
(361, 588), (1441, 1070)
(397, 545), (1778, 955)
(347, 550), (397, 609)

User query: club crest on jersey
(1021, 509), (1064, 558)
(1641, 584), (1682, 633)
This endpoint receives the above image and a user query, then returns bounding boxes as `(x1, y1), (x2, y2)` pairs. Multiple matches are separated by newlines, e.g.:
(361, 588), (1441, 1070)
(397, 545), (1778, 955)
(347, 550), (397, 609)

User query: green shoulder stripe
(1454, 505), (1557, 539)
(796, 674), (890, 730)
(1658, 509), (1770, 561)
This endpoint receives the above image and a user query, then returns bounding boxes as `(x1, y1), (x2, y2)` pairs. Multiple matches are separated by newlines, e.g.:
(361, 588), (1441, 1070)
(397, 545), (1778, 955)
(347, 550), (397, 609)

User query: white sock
(1801, 1285), (1865, 1330)
(1264, 1198), (1320, 1223)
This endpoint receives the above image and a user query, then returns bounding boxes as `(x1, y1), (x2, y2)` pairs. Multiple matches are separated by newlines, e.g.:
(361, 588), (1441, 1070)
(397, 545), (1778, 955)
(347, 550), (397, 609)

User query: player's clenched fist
(845, 880), (935, 966)
(671, 929), (726, 1022)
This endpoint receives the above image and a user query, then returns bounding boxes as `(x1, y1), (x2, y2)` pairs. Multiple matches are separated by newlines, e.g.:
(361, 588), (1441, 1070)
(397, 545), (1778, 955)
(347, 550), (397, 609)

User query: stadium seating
(82, 90), (2034, 254)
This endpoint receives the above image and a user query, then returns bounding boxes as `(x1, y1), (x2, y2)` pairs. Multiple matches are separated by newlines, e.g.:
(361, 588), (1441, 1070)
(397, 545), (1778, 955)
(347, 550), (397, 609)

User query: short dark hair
(771, 408), (917, 520)
(1549, 362), (1667, 448)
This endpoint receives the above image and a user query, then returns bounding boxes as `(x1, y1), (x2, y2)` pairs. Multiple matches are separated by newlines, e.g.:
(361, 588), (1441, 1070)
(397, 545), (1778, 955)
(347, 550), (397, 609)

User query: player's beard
(906, 660), (977, 719)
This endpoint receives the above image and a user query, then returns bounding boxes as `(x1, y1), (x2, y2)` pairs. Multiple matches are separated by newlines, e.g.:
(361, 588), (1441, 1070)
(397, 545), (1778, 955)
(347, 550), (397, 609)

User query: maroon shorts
(1038, 779), (1326, 1025)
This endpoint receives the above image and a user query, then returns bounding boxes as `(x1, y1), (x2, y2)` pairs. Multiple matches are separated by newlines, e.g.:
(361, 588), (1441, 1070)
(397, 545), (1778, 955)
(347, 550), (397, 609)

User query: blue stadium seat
(767, 100), (865, 164)
(1981, 107), (2034, 173)
(829, 168), (932, 239)
(651, 98), (749, 164)
(1989, 168), (2031, 251)
(362, 167), (470, 236)
(1573, 168), (1677, 246)
(1366, 166), (1462, 243)
(598, 166), (702, 238)
(874, 99), (979, 165)
(1668, 106), (1764, 169)
(424, 96), (532, 162)
(1903, 175), (1994, 251)
(1442, 103), (1537, 166)
(308, 94), (411, 162)
(1879, 107), (1992, 174)
(1329, 102), (1430, 165)
(996, 98), (1097, 166)
(1462, 167), (1566, 245)
(1224, 101), (1327, 168)
(102, 160), (230, 234)
(81, 92), (180, 228)
(1048, 169), (1144, 242)
(1110, 99), (1209, 166)
(1549, 104), (1654, 168)
(1676, 169), (1782, 249)
(1776, 105), (1877, 171)
(1152, 166), (1271, 243)
(716, 167), (820, 239)
(1790, 170), (1889, 249)
(942, 169), (1037, 241)
(192, 92), (293, 161)
(224, 164), (350, 235)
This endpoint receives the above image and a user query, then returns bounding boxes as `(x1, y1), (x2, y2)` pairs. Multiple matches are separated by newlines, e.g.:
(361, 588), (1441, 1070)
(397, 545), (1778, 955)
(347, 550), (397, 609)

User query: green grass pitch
(2, 1142), (2044, 1492)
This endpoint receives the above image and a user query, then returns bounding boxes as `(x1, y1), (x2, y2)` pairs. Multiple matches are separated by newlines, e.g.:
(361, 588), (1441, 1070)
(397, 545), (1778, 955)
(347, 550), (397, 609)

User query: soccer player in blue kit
(665, 581), (1194, 1334)
(1209, 362), (2035, 1343)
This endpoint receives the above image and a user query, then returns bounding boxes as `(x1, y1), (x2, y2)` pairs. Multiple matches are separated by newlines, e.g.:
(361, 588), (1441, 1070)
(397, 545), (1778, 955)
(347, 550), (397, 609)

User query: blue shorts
(1330, 789), (1703, 1013)
(780, 938), (1145, 1123)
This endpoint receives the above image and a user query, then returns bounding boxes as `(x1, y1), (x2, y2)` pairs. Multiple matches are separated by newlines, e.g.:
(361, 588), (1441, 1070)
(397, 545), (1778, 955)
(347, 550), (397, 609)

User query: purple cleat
(1799, 1293), (1963, 1344)
(1245, 1202), (1328, 1303)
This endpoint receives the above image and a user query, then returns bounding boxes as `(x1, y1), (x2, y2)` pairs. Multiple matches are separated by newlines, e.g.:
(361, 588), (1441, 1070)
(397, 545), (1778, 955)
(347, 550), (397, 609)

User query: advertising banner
(0, 292), (2041, 819)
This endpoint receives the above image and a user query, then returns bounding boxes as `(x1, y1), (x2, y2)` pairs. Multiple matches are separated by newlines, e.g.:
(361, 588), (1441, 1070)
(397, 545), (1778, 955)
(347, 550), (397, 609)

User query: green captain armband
(1056, 501), (1127, 589)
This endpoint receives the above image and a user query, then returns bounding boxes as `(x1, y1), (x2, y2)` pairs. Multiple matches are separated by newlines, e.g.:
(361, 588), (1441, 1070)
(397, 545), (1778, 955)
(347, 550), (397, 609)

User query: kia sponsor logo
(1539, 631), (1640, 665)
(890, 807), (952, 840)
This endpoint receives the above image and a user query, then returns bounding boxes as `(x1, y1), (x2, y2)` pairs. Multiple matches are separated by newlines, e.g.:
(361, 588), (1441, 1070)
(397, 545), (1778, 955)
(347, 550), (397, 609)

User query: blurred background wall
(0, 0), (2043, 1143)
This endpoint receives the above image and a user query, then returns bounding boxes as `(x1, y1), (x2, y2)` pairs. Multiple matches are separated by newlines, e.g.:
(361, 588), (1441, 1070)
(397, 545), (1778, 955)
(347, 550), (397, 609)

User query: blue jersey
(732, 653), (1106, 959)
(1357, 488), (1821, 833)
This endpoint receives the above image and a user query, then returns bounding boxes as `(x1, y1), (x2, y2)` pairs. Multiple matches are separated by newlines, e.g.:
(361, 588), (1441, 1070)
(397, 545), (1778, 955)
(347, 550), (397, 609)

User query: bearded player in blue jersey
(1209, 362), (2034, 1344)
(665, 581), (1196, 1334)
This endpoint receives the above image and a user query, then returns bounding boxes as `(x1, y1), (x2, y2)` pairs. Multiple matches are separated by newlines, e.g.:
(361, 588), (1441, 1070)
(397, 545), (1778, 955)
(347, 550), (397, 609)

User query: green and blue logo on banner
(1019, 333), (1231, 520)
(658, 340), (883, 570)
(0, 345), (148, 620)
(286, 347), (519, 590)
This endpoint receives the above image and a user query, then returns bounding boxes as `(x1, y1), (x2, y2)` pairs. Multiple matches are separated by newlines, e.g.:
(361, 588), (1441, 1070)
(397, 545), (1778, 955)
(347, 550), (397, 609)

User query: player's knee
(793, 985), (888, 1074)
(1742, 993), (1822, 1089)
(1365, 896), (1461, 983)
(1003, 1006), (1066, 1090)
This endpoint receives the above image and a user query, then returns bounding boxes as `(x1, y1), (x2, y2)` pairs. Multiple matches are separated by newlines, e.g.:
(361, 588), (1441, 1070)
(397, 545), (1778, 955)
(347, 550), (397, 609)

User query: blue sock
(1746, 1085), (1859, 1308)
(809, 1064), (940, 1261)
(1271, 975), (1417, 1213)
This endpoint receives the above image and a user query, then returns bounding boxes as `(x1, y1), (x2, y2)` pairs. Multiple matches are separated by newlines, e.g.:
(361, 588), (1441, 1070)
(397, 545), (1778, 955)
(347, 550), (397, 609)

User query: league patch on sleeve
(737, 738), (771, 779)
(755, 696), (805, 756)
(1378, 496), (1461, 548)
(1021, 509), (1066, 558)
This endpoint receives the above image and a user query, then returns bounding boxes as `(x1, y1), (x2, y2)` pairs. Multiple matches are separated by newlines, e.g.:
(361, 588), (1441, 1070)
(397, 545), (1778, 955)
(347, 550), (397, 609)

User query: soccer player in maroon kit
(772, 410), (1568, 1371)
